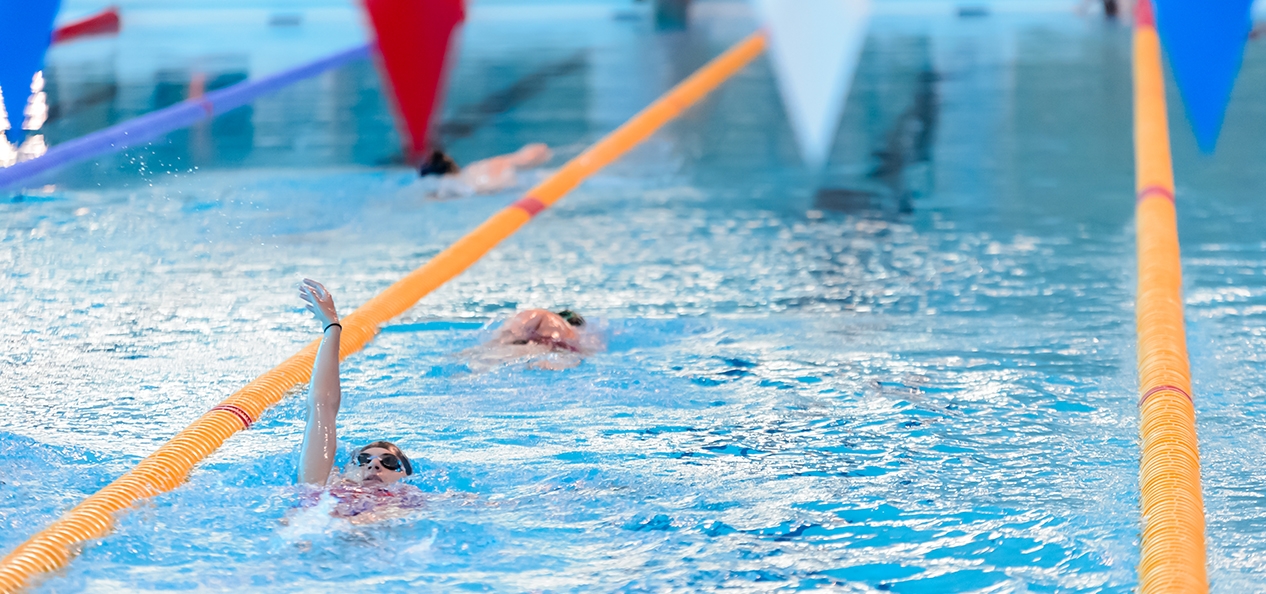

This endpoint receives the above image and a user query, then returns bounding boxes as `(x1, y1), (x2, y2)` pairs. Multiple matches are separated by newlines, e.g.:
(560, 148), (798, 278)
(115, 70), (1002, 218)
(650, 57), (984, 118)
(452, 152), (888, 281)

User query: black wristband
(324, 322), (342, 332)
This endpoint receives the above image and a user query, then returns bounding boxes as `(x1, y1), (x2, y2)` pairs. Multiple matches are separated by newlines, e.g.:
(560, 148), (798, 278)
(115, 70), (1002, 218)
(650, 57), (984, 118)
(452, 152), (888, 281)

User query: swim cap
(556, 310), (585, 327)
(418, 150), (459, 177)
(354, 440), (414, 475)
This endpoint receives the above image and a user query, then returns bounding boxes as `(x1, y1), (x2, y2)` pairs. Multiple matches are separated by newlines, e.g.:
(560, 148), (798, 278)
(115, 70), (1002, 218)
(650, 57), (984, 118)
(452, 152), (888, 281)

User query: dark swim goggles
(356, 452), (404, 472)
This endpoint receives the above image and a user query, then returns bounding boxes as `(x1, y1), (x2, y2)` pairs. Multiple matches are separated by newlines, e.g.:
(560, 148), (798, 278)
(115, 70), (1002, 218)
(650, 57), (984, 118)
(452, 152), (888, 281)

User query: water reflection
(0, 70), (50, 167)
(37, 56), (397, 188)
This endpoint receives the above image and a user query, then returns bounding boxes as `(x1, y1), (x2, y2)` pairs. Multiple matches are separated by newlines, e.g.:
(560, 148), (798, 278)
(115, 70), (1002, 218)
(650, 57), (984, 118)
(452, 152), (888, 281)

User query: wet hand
(299, 278), (339, 328)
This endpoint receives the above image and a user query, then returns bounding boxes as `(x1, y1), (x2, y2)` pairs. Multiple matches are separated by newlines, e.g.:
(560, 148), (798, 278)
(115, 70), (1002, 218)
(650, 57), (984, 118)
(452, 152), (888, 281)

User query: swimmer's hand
(299, 278), (339, 328)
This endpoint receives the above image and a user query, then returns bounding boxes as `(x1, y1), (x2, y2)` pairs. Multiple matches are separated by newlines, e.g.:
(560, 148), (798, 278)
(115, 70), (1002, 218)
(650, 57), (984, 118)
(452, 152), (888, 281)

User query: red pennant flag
(363, 0), (465, 164)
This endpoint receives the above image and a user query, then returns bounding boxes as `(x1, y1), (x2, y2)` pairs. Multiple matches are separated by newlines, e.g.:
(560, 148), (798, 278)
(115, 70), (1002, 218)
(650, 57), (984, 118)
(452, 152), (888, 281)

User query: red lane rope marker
(1138, 384), (1193, 406)
(209, 405), (254, 429)
(51, 7), (121, 45)
(511, 196), (548, 217)
(1136, 185), (1175, 203)
(1136, 0), (1155, 27)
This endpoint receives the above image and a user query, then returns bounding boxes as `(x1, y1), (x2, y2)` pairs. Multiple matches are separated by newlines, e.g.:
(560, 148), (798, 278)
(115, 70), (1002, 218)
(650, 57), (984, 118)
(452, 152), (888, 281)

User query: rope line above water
(1131, 0), (1208, 591)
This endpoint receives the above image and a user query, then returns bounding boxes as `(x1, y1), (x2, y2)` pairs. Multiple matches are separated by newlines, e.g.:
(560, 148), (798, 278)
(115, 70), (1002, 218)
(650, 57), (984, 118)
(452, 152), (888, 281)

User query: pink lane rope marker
(512, 196), (547, 217)
(1139, 384), (1192, 406)
(1136, 185), (1175, 203)
(210, 404), (254, 429)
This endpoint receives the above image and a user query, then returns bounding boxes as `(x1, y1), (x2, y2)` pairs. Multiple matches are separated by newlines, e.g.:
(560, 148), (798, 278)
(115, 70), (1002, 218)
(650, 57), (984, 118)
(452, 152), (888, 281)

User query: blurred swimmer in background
(419, 143), (552, 198)
(495, 308), (585, 350)
(463, 308), (602, 371)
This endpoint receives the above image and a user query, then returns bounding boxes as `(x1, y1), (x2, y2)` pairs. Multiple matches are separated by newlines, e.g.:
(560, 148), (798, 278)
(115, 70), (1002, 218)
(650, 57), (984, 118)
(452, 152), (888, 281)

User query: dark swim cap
(556, 310), (585, 327)
(418, 150), (459, 177)
(354, 440), (414, 475)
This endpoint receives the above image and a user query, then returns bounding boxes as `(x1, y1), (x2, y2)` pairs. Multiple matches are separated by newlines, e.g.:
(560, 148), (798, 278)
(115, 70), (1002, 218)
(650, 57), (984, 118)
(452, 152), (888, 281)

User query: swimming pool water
(7, 1), (1266, 591)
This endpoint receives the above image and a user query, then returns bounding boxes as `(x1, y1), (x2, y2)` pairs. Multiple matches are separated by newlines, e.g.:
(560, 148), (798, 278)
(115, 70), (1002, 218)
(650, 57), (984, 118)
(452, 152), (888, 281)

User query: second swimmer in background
(462, 308), (601, 371)
(419, 143), (552, 198)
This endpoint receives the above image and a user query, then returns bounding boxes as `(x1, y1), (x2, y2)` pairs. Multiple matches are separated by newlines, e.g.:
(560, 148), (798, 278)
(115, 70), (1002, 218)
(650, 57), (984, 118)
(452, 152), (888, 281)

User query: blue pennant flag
(0, 0), (61, 145)
(1152, 0), (1254, 153)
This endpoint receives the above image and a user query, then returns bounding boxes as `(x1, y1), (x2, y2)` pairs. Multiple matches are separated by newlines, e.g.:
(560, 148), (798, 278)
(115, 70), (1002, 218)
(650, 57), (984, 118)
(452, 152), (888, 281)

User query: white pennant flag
(753, 0), (871, 169)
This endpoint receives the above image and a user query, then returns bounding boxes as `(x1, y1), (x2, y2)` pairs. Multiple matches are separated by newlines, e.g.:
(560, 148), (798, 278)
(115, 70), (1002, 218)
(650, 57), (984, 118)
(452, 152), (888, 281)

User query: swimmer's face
(352, 447), (407, 486)
(533, 311), (579, 342)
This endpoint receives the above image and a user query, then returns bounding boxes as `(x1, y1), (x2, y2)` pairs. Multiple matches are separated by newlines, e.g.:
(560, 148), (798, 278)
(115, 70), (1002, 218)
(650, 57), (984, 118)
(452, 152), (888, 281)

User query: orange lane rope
(1131, 0), (1207, 592)
(0, 31), (769, 593)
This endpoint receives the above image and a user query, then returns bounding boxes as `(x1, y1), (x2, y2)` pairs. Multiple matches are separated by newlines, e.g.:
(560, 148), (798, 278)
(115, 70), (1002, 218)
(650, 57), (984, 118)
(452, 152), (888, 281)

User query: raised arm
(298, 278), (342, 485)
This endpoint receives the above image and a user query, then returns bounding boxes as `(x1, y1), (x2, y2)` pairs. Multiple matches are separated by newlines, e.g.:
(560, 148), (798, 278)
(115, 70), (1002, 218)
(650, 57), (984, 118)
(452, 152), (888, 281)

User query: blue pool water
(7, 0), (1266, 591)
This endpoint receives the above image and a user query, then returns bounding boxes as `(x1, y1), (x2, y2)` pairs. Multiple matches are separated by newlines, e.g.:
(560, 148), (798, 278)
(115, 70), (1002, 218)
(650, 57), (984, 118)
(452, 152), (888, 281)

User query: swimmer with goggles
(297, 278), (414, 487)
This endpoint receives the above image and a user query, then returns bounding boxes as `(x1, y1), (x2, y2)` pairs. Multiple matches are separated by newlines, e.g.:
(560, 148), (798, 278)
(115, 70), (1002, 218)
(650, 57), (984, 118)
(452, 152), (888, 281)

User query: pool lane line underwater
(0, 31), (769, 592)
(0, 44), (371, 191)
(1132, 0), (1208, 592)
(438, 51), (587, 142)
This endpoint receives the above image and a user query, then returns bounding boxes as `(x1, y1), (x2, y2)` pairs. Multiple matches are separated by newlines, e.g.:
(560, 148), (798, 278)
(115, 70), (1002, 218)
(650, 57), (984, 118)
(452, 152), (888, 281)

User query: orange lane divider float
(1132, 0), (1208, 592)
(0, 31), (769, 593)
